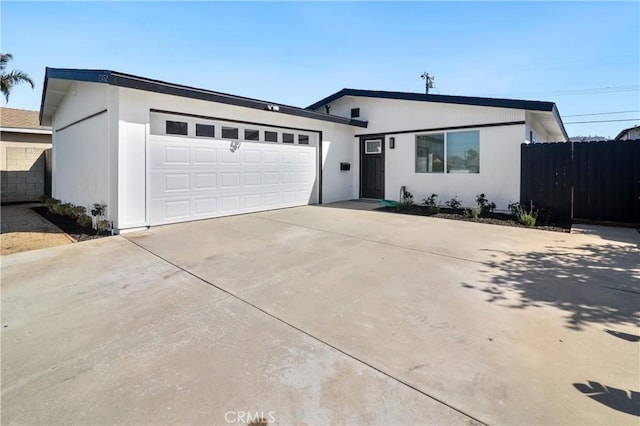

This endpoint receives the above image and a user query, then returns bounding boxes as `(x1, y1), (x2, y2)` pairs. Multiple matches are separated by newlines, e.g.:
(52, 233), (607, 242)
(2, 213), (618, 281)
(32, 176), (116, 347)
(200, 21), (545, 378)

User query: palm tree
(1, 53), (34, 102)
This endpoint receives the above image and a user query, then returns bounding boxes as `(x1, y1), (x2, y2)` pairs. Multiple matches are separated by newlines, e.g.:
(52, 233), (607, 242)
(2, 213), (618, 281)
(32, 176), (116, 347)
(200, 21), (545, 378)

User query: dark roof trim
(613, 125), (638, 141)
(55, 109), (107, 133)
(355, 120), (526, 138)
(551, 104), (569, 141)
(41, 68), (368, 128)
(307, 88), (557, 113)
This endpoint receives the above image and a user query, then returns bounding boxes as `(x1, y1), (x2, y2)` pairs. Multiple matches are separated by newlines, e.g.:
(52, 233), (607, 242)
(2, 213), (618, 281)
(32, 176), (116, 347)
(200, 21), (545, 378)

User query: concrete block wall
(1, 147), (46, 203)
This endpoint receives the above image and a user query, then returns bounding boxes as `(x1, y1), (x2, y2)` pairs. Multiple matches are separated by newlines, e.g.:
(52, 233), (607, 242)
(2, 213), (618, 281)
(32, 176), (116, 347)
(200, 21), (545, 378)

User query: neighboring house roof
(39, 68), (368, 128)
(613, 125), (640, 141)
(307, 88), (569, 140)
(1, 107), (52, 133)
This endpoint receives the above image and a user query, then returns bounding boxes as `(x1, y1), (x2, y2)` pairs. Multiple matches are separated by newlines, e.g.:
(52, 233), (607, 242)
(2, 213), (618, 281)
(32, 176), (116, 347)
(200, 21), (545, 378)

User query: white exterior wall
(115, 87), (358, 230)
(384, 124), (525, 211)
(52, 82), (113, 216)
(316, 96), (529, 210)
(324, 96), (526, 134)
(52, 113), (109, 210)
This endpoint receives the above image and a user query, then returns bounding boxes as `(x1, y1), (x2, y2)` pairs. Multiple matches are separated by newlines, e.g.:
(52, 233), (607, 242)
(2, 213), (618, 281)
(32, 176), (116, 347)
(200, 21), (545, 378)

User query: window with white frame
(416, 131), (479, 173)
(416, 134), (444, 172)
(447, 131), (479, 173)
(365, 139), (382, 154)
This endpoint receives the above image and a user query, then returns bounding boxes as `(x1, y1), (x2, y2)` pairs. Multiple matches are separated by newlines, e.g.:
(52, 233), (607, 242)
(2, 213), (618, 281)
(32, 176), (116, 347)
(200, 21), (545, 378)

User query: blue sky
(2, 1), (639, 139)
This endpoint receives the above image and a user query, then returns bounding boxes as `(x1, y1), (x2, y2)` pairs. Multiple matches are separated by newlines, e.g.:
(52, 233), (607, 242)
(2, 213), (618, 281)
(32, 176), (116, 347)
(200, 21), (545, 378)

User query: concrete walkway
(2, 205), (638, 424)
(0, 203), (73, 255)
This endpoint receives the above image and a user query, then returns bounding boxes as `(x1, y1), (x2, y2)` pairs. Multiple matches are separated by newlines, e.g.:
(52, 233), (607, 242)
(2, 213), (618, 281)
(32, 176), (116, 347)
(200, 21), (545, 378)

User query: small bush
(467, 207), (481, 219)
(45, 198), (61, 214)
(72, 205), (86, 218)
(422, 194), (439, 215)
(96, 220), (111, 233)
(507, 202), (521, 217)
(397, 186), (414, 212)
(59, 202), (76, 218)
(475, 193), (496, 216)
(91, 203), (107, 217)
(445, 196), (462, 210)
(76, 214), (93, 228)
(516, 204), (537, 226)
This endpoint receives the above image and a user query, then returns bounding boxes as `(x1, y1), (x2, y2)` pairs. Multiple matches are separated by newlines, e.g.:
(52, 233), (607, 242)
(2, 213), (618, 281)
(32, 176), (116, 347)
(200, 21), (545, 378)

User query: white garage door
(148, 122), (318, 226)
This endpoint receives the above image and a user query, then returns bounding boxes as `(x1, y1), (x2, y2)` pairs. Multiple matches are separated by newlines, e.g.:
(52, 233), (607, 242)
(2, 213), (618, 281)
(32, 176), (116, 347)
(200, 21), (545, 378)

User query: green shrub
(507, 202), (521, 217)
(96, 220), (111, 233)
(59, 202), (76, 218)
(422, 194), (439, 215)
(397, 186), (414, 212)
(519, 214), (537, 226)
(91, 203), (107, 217)
(467, 207), (481, 219)
(45, 198), (61, 214)
(516, 204), (537, 227)
(445, 196), (462, 210)
(72, 205), (86, 218)
(76, 214), (93, 228)
(475, 193), (496, 216)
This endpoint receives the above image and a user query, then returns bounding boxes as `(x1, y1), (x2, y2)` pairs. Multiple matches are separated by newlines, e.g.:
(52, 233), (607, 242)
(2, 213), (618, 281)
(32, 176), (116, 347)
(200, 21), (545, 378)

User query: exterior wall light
(390, 137), (395, 149)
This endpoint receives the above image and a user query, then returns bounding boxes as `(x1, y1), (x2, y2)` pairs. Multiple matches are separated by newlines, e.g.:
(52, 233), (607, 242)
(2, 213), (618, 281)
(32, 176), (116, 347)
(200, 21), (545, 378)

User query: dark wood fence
(521, 140), (640, 225)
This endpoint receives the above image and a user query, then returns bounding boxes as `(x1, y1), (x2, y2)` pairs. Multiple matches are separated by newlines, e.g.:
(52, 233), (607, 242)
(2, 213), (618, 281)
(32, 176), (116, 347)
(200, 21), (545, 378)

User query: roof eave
(307, 88), (557, 113)
(40, 68), (367, 128)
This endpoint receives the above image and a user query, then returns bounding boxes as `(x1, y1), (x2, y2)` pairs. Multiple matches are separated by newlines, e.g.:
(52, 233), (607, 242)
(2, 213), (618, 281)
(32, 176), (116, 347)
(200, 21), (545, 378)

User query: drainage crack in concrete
(125, 237), (488, 426)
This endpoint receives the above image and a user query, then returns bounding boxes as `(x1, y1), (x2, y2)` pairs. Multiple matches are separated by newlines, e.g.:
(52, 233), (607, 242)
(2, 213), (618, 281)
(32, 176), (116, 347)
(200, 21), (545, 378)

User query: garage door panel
(281, 191), (296, 204)
(281, 152), (296, 163)
(264, 193), (279, 205)
(149, 134), (318, 226)
(263, 151), (279, 164)
(194, 198), (217, 215)
(242, 194), (261, 209)
(195, 173), (216, 190)
(281, 172), (296, 184)
(242, 149), (261, 164)
(221, 196), (240, 212)
(263, 172), (279, 185)
(221, 172), (241, 187)
(194, 148), (217, 164)
(244, 172), (261, 186)
(164, 200), (191, 219)
(221, 150), (240, 164)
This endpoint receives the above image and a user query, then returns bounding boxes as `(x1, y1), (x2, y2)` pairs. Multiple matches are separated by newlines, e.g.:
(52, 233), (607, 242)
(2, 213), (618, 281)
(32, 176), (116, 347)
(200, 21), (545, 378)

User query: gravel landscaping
(375, 205), (571, 233)
(31, 206), (111, 242)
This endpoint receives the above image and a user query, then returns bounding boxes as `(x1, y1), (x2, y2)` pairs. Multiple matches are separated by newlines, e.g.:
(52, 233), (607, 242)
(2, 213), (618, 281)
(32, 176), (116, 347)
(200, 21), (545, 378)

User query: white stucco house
(39, 68), (567, 233)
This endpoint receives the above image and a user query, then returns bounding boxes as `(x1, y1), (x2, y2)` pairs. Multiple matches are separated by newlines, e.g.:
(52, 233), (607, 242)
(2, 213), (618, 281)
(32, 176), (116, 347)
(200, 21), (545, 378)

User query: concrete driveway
(2, 204), (638, 425)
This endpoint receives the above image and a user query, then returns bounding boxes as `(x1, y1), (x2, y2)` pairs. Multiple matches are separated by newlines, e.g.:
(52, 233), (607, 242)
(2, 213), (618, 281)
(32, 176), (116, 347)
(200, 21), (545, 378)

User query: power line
(564, 118), (640, 125)
(488, 85), (640, 98)
(564, 109), (640, 117)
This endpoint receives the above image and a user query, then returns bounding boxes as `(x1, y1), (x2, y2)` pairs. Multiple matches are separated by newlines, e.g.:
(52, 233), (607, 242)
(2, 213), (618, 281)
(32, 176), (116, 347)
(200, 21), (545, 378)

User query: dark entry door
(360, 137), (385, 199)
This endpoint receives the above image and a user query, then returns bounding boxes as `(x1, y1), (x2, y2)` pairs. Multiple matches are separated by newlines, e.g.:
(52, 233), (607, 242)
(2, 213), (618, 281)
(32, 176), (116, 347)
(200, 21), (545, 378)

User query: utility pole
(420, 72), (434, 94)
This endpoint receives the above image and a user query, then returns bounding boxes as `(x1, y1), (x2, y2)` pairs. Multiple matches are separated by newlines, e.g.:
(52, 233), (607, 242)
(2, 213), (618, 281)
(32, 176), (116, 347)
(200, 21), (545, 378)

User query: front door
(360, 137), (385, 199)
